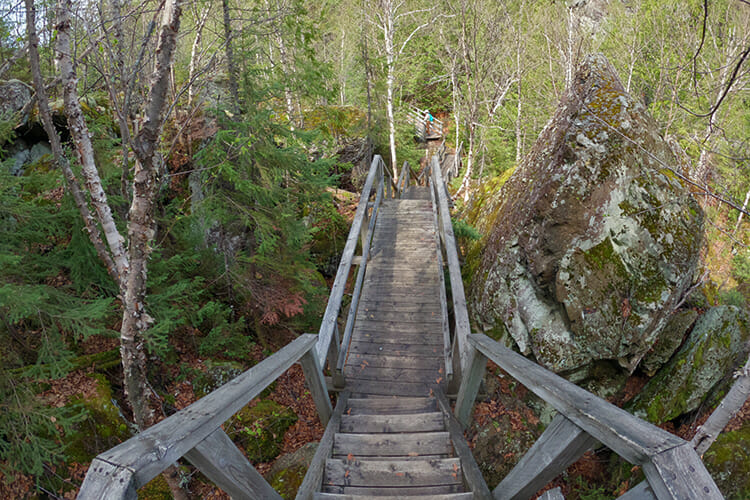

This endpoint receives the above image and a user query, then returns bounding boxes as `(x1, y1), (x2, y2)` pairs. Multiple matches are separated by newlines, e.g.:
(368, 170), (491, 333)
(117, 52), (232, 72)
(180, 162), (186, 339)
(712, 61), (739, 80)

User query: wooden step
(350, 331), (443, 345)
(348, 341), (443, 356)
(314, 493), (473, 500)
(340, 412), (445, 433)
(323, 458), (463, 487)
(346, 379), (439, 397)
(333, 432), (452, 457)
(346, 397), (438, 414)
(319, 485), (467, 496)
(344, 354), (441, 371)
(343, 366), (442, 384)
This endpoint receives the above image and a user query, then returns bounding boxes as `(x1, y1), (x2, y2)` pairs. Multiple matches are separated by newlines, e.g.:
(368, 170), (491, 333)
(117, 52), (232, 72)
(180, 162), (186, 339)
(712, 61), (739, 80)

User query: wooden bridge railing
(427, 154), (471, 382)
(407, 103), (444, 141)
(317, 154), (395, 377)
(78, 335), (331, 499)
(455, 334), (724, 500)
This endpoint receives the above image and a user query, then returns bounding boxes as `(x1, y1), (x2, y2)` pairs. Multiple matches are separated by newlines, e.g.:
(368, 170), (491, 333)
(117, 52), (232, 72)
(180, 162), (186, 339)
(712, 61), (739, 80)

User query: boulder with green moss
(266, 442), (319, 499)
(629, 306), (749, 423)
(66, 374), (131, 463)
(228, 399), (297, 463)
(640, 309), (698, 376)
(703, 422), (750, 500)
(466, 54), (703, 375)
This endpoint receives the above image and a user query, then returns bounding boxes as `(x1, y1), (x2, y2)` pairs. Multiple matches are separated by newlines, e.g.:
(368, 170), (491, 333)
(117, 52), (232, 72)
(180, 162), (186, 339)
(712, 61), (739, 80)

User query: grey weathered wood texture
(454, 346), (488, 427)
(538, 487), (565, 500)
(300, 348), (333, 426)
(183, 428), (283, 500)
(493, 414), (596, 500)
(461, 334), (723, 500)
(430, 155), (471, 376)
(435, 389), (493, 500)
(79, 334), (321, 499)
(316, 155), (385, 364)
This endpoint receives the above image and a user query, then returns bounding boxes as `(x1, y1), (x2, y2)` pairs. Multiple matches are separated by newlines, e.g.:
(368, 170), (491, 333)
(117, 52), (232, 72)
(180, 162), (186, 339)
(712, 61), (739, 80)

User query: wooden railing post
(184, 428), (283, 500)
(493, 414), (596, 500)
(300, 346), (333, 426)
(454, 344), (487, 427)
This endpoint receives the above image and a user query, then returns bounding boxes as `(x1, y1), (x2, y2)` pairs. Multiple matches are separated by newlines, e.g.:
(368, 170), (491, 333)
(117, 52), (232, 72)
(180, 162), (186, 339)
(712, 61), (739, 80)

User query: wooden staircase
(317, 396), (473, 498)
(78, 154), (724, 500)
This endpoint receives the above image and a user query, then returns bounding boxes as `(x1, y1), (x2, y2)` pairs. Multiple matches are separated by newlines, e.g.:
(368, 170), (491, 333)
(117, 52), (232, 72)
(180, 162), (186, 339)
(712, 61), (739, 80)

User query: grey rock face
(468, 54), (704, 374)
(0, 80), (32, 123)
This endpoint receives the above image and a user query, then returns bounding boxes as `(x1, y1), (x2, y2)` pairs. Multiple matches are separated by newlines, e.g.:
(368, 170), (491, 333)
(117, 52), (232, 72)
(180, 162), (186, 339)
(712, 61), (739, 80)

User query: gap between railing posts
(455, 334), (724, 500)
(77, 334), (330, 500)
(430, 155), (471, 381)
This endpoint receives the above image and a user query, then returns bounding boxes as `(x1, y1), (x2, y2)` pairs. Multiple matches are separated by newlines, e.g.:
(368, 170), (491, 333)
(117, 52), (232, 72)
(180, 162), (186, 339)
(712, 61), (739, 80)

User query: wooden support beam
(79, 335), (317, 497)
(78, 459), (137, 500)
(301, 347), (333, 427)
(493, 414), (597, 500)
(184, 428), (282, 500)
(538, 487), (565, 500)
(467, 335), (723, 500)
(296, 392), (350, 500)
(617, 481), (656, 500)
(642, 443), (723, 499)
(454, 346), (487, 427)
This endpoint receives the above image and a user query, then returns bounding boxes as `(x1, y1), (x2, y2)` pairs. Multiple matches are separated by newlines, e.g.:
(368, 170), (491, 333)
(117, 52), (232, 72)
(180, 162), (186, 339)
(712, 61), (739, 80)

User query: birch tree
(374, 0), (435, 179)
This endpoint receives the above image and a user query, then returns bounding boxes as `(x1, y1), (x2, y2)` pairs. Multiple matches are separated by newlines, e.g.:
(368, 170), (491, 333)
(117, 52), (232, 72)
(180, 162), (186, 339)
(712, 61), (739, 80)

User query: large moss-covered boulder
(266, 442), (319, 499)
(629, 306), (750, 423)
(640, 309), (698, 376)
(0, 80), (31, 122)
(467, 54), (703, 374)
(703, 422), (750, 500)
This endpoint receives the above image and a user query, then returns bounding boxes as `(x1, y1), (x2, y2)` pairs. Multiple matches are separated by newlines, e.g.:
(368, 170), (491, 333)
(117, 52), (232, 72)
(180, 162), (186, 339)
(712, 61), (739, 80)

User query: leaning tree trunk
(26, 0), (119, 284)
(55, 0), (129, 283)
(221, 0), (239, 110)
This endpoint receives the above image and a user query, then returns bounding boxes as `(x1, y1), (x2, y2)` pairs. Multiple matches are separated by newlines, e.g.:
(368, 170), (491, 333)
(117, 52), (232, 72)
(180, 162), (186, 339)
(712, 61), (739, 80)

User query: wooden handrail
(430, 155), (471, 377)
(316, 155), (387, 364)
(455, 334), (724, 500)
(78, 334), (331, 499)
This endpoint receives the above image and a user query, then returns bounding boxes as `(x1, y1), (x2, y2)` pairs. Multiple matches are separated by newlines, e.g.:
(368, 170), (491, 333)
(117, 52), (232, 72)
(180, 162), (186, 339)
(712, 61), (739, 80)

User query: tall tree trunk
(26, 0), (119, 284)
(55, 0), (130, 283)
(188, 3), (210, 108)
(222, 0), (239, 109)
(384, 27), (398, 180)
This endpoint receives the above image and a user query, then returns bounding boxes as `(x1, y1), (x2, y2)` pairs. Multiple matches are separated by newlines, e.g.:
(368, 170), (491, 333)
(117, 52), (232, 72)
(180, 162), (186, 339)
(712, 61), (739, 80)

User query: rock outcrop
(0, 79), (32, 122)
(629, 306), (750, 423)
(467, 54), (704, 374)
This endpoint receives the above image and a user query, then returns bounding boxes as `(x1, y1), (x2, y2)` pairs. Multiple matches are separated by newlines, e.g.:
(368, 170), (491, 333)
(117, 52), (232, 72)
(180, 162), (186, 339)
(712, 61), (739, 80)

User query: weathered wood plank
(642, 443), (723, 499)
(344, 353), (442, 369)
(343, 365), (441, 383)
(345, 397), (438, 414)
(348, 341), (443, 356)
(345, 378), (436, 397)
(77, 459), (136, 500)
(431, 156), (471, 376)
(296, 392), (350, 500)
(314, 493), (472, 500)
(493, 414), (596, 500)
(467, 334), (684, 463)
(300, 348), (333, 426)
(333, 432), (453, 457)
(340, 412), (445, 433)
(349, 331), (443, 345)
(183, 428), (282, 500)
(435, 390), (493, 500)
(616, 481), (656, 500)
(323, 458), (462, 487)
(83, 335), (317, 492)
(538, 487), (565, 500)
(317, 156), (384, 363)
(354, 310), (444, 323)
(323, 484), (465, 495)
(454, 345), (488, 427)
(356, 301), (443, 313)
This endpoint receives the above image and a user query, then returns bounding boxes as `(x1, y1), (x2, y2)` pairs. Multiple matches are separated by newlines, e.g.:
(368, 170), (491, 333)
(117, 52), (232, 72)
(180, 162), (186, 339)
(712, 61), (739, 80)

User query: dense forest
(0, 0), (749, 497)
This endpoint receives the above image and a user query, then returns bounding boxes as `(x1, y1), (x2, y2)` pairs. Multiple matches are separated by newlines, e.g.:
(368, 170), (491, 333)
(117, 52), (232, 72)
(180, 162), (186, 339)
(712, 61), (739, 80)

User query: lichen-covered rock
(640, 309), (698, 376)
(467, 54), (703, 374)
(703, 422), (750, 500)
(0, 80), (32, 122)
(266, 442), (319, 499)
(629, 306), (750, 423)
